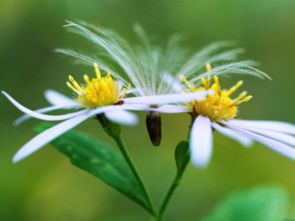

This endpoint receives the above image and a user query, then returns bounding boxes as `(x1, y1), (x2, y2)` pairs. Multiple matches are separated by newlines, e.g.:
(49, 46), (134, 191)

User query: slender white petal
(12, 104), (130, 163)
(118, 103), (189, 114)
(252, 129), (295, 147)
(92, 104), (143, 114)
(156, 105), (189, 113)
(226, 124), (295, 161)
(224, 122), (295, 147)
(117, 81), (124, 91)
(161, 72), (184, 92)
(2, 91), (87, 121)
(14, 105), (80, 125)
(13, 111), (93, 163)
(45, 90), (78, 106)
(190, 116), (213, 168)
(125, 88), (140, 96)
(227, 119), (295, 135)
(124, 91), (212, 105)
(105, 110), (138, 126)
(211, 122), (253, 147)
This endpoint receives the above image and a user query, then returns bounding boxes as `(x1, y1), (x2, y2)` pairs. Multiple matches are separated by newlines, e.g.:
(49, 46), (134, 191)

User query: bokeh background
(1, 0), (295, 220)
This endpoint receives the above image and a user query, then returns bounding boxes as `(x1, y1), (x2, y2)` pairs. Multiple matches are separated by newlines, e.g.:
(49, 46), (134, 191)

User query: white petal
(45, 90), (78, 106)
(156, 105), (189, 113)
(118, 103), (152, 111)
(161, 72), (184, 92)
(14, 105), (80, 125)
(2, 91), (87, 121)
(227, 119), (295, 135)
(211, 122), (253, 147)
(190, 116), (213, 168)
(118, 103), (189, 114)
(224, 122), (295, 147)
(226, 124), (295, 161)
(91, 104), (135, 114)
(117, 81), (124, 91)
(13, 111), (94, 163)
(125, 88), (140, 96)
(123, 91), (212, 105)
(105, 110), (138, 126)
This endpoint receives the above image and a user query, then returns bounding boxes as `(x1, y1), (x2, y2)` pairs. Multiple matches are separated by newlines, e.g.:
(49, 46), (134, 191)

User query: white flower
(56, 21), (259, 145)
(191, 117), (295, 168)
(189, 72), (295, 168)
(3, 65), (210, 163)
(164, 64), (295, 168)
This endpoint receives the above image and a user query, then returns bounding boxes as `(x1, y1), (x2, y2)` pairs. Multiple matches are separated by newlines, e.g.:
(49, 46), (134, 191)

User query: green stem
(156, 118), (193, 221)
(157, 173), (185, 221)
(115, 135), (157, 217)
(157, 177), (179, 220)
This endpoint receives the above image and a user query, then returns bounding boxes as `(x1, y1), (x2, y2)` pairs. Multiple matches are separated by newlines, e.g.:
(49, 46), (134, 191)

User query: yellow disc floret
(182, 64), (252, 121)
(67, 64), (122, 109)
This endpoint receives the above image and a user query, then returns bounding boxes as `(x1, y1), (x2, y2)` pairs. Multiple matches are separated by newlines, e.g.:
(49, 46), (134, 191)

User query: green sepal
(96, 114), (121, 139)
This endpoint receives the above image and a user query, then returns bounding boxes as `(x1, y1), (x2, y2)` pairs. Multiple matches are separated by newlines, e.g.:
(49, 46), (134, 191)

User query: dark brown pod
(146, 111), (162, 146)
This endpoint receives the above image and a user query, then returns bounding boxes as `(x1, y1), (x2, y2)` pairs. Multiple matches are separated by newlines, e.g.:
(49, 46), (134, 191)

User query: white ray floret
(190, 115), (213, 168)
(189, 116), (295, 168)
(171, 66), (295, 168)
(3, 73), (210, 163)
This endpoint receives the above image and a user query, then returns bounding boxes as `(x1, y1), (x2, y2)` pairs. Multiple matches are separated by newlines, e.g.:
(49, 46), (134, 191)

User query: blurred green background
(1, 0), (295, 220)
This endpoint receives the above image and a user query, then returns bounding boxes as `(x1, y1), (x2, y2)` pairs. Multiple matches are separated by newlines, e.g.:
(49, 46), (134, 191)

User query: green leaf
(202, 186), (288, 221)
(35, 123), (152, 213)
(174, 140), (190, 177)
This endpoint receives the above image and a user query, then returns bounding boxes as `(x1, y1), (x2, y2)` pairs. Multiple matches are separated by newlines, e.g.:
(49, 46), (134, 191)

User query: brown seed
(146, 111), (162, 146)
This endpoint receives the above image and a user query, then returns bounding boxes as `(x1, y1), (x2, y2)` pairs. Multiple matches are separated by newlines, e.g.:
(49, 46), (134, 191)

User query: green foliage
(202, 186), (288, 221)
(174, 140), (190, 177)
(35, 123), (152, 213)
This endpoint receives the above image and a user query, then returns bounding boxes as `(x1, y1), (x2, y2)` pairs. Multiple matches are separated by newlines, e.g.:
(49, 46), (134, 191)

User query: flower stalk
(157, 172), (184, 221)
(115, 135), (157, 216)
(98, 115), (156, 216)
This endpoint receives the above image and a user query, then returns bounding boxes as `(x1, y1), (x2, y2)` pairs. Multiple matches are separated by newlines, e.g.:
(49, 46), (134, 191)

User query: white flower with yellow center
(181, 64), (295, 168)
(3, 64), (210, 163)
(56, 21), (259, 146)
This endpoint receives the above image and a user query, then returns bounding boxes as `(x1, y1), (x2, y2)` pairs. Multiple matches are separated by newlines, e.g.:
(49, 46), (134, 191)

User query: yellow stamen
(202, 63), (212, 89)
(201, 77), (208, 88)
(236, 95), (252, 105)
(68, 75), (83, 92)
(83, 74), (90, 84)
(94, 63), (101, 79)
(179, 75), (194, 90)
(206, 63), (212, 73)
(66, 82), (79, 94)
(225, 80), (243, 96)
(185, 74), (252, 121)
(67, 65), (122, 109)
(120, 83), (131, 98)
(233, 91), (247, 103)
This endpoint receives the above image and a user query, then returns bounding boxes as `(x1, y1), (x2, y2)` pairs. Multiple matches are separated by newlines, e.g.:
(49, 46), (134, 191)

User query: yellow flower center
(182, 64), (252, 121)
(67, 64), (123, 109)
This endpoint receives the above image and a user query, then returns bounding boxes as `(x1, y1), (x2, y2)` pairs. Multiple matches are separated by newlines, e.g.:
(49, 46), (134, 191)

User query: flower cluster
(3, 21), (295, 169)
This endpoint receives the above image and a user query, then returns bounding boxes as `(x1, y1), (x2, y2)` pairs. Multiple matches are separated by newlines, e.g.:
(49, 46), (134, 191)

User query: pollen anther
(186, 75), (252, 121)
(67, 64), (124, 109)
